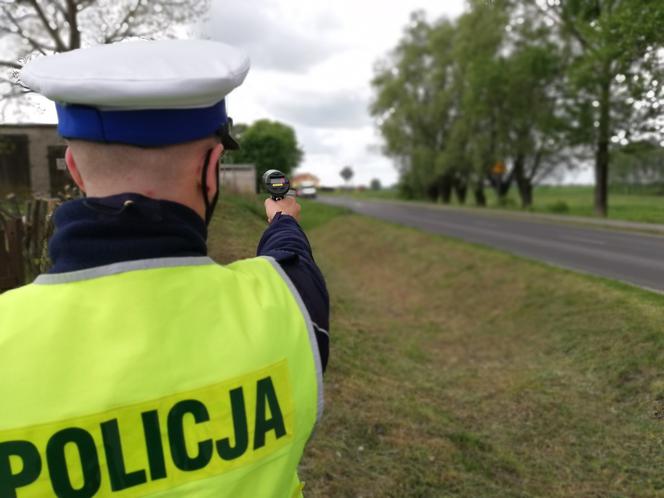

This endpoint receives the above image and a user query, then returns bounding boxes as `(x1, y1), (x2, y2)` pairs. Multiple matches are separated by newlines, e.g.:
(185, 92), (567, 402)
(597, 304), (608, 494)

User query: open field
(210, 194), (664, 498)
(334, 185), (664, 225)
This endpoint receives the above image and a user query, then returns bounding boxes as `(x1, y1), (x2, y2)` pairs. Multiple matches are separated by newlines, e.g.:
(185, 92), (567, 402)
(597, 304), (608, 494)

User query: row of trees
(371, 0), (664, 215)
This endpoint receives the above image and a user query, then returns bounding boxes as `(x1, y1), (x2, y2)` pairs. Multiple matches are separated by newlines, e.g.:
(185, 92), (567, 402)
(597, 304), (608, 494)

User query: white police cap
(20, 39), (250, 147)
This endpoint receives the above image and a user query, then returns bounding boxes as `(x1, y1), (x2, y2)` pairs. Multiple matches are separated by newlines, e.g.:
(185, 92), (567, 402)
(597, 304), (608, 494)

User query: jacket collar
(48, 193), (207, 274)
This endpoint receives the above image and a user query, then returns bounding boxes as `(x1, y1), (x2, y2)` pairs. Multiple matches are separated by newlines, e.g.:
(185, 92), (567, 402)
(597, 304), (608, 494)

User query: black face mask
(200, 148), (220, 227)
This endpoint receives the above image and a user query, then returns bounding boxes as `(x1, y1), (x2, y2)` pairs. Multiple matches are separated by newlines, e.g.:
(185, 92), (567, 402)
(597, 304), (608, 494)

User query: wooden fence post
(0, 196), (60, 292)
(23, 198), (59, 280)
(0, 217), (25, 292)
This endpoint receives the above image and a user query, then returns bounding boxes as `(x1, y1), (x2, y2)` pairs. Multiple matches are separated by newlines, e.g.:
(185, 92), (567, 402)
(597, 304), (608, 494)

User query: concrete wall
(220, 164), (256, 195)
(0, 124), (63, 196)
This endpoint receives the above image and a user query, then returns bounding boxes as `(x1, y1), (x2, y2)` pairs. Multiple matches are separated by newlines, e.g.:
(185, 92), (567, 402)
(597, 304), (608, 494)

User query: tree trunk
(473, 181), (486, 207)
(594, 72), (611, 217)
(454, 177), (468, 205)
(513, 153), (533, 208)
(426, 184), (438, 202)
(490, 168), (514, 205)
(496, 178), (511, 204)
(66, 0), (81, 49)
(518, 181), (533, 208)
(439, 174), (453, 204)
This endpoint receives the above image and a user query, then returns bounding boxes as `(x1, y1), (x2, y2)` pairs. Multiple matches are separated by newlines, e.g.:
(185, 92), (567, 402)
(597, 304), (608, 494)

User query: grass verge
(209, 194), (664, 497)
(336, 186), (664, 225)
(209, 193), (351, 263)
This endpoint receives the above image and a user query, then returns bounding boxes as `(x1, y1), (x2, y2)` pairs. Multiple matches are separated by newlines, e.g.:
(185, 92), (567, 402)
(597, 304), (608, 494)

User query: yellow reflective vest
(0, 256), (323, 498)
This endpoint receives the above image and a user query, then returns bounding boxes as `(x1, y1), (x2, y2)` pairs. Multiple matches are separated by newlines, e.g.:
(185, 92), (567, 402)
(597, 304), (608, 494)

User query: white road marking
(559, 235), (607, 246)
(473, 221), (498, 228)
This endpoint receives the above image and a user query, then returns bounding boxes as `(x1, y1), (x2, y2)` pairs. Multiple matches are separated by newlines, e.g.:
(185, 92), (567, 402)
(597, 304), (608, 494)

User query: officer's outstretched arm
(257, 200), (330, 372)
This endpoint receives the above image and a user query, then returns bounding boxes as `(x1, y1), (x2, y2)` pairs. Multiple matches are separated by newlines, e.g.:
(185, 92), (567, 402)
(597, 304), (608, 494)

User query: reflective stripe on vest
(0, 256), (322, 498)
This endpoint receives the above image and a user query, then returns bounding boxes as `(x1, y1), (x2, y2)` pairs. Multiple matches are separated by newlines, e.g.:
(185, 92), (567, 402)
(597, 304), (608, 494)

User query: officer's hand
(265, 196), (301, 224)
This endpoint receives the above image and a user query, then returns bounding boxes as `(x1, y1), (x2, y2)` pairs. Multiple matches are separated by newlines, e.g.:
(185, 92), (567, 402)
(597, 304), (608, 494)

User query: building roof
(292, 173), (320, 186)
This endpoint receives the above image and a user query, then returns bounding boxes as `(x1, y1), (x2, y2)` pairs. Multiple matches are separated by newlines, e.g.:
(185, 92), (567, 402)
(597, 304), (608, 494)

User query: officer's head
(20, 39), (250, 224)
(64, 137), (224, 222)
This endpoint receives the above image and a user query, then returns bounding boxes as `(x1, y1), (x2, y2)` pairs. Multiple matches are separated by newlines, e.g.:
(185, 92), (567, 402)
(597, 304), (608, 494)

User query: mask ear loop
(201, 148), (220, 226)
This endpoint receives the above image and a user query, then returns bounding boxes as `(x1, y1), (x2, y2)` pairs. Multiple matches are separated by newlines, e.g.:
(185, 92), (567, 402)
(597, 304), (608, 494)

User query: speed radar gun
(262, 169), (291, 200)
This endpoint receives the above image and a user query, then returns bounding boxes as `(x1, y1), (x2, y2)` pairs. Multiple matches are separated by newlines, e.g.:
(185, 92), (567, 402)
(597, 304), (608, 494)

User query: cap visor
(221, 133), (240, 150)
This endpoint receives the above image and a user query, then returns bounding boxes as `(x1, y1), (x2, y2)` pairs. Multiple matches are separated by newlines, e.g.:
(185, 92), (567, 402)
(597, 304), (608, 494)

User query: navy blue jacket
(48, 194), (329, 371)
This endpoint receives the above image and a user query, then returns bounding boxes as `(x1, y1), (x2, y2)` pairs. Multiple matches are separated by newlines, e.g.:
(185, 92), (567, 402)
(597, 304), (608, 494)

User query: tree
(370, 178), (382, 190)
(498, 11), (569, 208)
(446, 0), (510, 206)
(529, 0), (664, 216)
(340, 166), (354, 185)
(372, 3), (515, 206)
(226, 119), (303, 188)
(0, 0), (209, 114)
(371, 12), (461, 203)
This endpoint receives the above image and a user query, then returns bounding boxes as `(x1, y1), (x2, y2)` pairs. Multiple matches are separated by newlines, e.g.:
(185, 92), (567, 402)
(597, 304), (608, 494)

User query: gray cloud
(297, 127), (338, 155)
(203, 0), (340, 73)
(264, 90), (371, 129)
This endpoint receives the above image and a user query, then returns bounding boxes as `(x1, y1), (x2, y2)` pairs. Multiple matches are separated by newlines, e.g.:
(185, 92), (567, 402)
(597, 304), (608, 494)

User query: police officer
(0, 40), (328, 498)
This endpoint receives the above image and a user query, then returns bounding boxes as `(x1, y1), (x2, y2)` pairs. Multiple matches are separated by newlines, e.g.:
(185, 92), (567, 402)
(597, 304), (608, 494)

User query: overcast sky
(14, 0), (595, 186)
(200, 0), (468, 186)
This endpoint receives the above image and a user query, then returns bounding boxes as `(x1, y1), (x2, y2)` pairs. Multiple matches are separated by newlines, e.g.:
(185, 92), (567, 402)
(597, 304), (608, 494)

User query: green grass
(207, 193), (267, 263)
(335, 185), (664, 224)
(297, 199), (351, 232)
(507, 185), (664, 223)
(209, 194), (351, 262)
(209, 194), (664, 497)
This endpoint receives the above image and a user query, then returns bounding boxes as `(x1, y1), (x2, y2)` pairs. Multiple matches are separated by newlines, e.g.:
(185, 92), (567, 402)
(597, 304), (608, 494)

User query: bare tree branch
(5, 11), (40, 23)
(103, 0), (142, 43)
(0, 0), (211, 104)
(1, 6), (55, 54)
(73, 0), (96, 13)
(0, 60), (21, 69)
(25, 0), (67, 51)
(64, 0), (80, 48)
(49, 0), (68, 17)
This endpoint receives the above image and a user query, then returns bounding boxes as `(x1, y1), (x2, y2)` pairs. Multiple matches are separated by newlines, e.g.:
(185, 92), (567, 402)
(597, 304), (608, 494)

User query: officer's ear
(201, 143), (224, 195)
(65, 146), (86, 193)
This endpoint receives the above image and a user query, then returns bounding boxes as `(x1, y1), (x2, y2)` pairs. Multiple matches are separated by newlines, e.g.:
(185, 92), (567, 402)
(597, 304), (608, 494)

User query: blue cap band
(55, 100), (228, 146)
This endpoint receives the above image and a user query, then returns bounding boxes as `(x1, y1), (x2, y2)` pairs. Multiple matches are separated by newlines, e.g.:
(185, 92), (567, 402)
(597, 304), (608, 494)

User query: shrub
(547, 201), (569, 213)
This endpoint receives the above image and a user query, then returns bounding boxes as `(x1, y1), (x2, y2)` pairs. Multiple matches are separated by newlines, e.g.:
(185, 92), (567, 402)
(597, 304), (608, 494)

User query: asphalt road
(318, 196), (664, 293)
